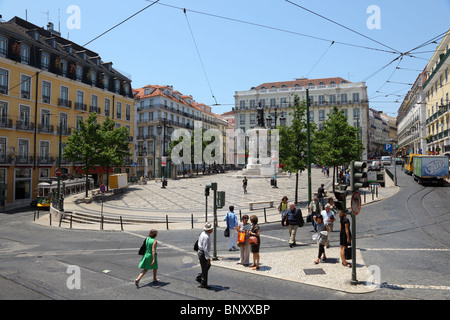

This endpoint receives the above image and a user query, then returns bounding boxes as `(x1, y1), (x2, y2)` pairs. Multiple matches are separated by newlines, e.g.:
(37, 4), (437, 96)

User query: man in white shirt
(196, 222), (213, 289)
(320, 204), (335, 248)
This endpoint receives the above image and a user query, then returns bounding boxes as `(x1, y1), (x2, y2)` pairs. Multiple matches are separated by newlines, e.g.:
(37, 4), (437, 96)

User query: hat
(204, 222), (213, 231)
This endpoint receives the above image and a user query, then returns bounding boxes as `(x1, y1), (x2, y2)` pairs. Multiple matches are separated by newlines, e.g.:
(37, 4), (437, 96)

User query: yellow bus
(404, 154), (422, 175)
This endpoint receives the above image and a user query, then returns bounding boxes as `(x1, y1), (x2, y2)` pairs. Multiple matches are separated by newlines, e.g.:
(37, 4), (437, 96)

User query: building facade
(233, 77), (369, 159)
(0, 17), (134, 209)
(423, 30), (450, 154)
(397, 71), (427, 157)
(133, 84), (228, 178)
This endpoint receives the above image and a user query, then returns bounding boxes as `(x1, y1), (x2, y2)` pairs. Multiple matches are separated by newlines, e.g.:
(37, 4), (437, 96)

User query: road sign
(161, 156), (167, 167)
(351, 191), (361, 215)
(384, 144), (393, 152)
(100, 184), (106, 194)
(55, 168), (61, 176)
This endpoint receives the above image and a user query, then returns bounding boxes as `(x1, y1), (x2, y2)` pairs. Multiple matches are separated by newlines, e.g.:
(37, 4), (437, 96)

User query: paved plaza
(33, 167), (400, 294)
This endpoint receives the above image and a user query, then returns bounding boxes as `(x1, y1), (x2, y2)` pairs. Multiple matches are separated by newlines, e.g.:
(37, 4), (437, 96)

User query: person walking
(283, 202), (304, 248)
(308, 196), (322, 232)
(320, 204), (336, 248)
(235, 214), (251, 266)
(196, 223), (213, 289)
(317, 183), (325, 208)
(314, 215), (330, 264)
(223, 205), (239, 251)
(248, 215), (260, 270)
(278, 196), (288, 218)
(242, 176), (248, 194)
(135, 229), (159, 287)
(339, 210), (352, 268)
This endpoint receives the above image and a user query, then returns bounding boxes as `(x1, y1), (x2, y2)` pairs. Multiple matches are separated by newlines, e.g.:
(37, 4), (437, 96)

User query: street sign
(161, 156), (167, 167)
(384, 144), (393, 152)
(100, 184), (106, 194)
(351, 191), (361, 215)
(55, 168), (61, 176)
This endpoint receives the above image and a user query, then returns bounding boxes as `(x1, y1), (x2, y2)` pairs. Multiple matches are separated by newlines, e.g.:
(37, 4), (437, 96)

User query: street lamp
(157, 119), (173, 188)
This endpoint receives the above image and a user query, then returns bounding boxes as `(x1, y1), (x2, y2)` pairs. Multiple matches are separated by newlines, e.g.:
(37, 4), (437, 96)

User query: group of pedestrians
(133, 195), (352, 289)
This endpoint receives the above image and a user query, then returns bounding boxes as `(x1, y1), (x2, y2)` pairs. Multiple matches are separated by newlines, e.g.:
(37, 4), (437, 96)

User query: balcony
(38, 124), (54, 134)
(57, 126), (71, 136)
(15, 155), (34, 165)
(0, 118), (13, 129)
(58, 98), (72, 108)
(16, 120), (35, 131)
(38, 156), (55, 165)
(74, 102), (87, 111)
(0, 154), (12, 165)
(89, 105), (101, 114)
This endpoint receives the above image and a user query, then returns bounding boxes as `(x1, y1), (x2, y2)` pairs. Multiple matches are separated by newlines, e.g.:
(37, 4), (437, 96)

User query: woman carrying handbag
(248, 215), (260, 270)
(235, 214), (251, 266)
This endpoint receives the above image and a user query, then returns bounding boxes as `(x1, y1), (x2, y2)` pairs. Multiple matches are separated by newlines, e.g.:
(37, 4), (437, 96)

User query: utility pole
(306, 89), (312, 207)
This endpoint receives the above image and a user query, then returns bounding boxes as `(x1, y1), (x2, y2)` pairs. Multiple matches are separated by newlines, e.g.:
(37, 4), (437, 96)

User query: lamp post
(157, 119), (173, 188)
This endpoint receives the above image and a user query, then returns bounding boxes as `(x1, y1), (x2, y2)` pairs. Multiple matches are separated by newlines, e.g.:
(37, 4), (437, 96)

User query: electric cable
(306, 41), (334, 78)
(183, 8), (218, 106)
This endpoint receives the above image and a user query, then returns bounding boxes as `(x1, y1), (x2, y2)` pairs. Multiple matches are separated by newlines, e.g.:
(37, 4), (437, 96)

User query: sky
(1, 0), (449, 117)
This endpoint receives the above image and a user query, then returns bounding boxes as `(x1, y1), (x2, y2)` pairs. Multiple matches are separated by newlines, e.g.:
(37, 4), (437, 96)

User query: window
(240, 114), (246, 125)
(353, 93), (360, 103)
(250, 100), (255, 109)
(309, 110), (314, 121)
(76, 65), (83, 81)
(104, 75), (109, 89)
(329, 95), (336, 104)
(91, 95), (98, 112)
(59, 113), (68, 135)
(91, 70), (96, 86)
(20, 75), (31, 99)
(41, 52), (50, 70)
(0, 101), (8, 125)
(239, 100), (245, 109)
(59, 86), (69, 107)
(42, 81), (51, 103)
(341, 94), (347, 104)
(104, 98), (110, 117)
(116, 101), (122, 119)
(353, 108), (360, 120)
(280, 98), (287, 108)
(318, 95), (325, 105)
(40, 109), (50, 131)
(39, 141), (50, 162)
(19, 105), (30, 129)
(61, 59), (68, 76)
(17, 139), (29, 163)
(0, 137), (6, 163)
(319, 110), (325, 121)
(0, 36), (7, 57)
(270, 98), (276, 107)
(250, 113), (255, 124)
(259, 99), (265, 108)
(76, 115), (83, 132)
(126, 104), (131, 121)
(21, 44), (30, 65)
(0, 68), (8, 94)
(76, 90), (85, 110)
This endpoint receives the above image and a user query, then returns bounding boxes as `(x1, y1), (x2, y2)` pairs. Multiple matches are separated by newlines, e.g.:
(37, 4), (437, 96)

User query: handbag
(237, 231), (245, 243)
(249, 236), (258, 245)
(194, 239), (199, 251)
(345, 247), (352, 260)
(138, 238), (147, 255)
(224, 213), (230, 237)
(306, 215), (312, 223)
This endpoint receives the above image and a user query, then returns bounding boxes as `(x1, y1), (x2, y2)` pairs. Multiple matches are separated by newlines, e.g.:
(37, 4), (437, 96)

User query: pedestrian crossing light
(350, 160), (368, 191)
(333, 189), (347, 211)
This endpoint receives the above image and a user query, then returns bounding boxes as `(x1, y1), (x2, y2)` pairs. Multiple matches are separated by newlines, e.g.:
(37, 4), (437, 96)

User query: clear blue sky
(1, 0), (449, 117)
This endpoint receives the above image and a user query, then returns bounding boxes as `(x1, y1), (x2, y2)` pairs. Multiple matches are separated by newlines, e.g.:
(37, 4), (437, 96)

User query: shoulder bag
(224, 213), (230, 237)
(248, 225), (258, 245)
(138, 238), (147, 255)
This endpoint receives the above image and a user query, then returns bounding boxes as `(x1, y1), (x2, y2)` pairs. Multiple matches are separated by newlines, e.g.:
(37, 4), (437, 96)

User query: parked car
(381, 156), (392, 165)
(395, 158), (404, 165)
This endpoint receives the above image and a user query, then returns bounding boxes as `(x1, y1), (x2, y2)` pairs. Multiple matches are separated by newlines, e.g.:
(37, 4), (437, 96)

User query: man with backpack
(282, 202), (304, 248)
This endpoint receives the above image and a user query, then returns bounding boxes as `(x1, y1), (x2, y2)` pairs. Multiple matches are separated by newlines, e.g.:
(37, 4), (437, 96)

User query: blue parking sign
(384, 144), (392, 152)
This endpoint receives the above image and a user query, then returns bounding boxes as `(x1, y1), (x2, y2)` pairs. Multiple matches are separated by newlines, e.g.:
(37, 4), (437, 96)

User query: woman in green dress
(135, 229), (158, 287)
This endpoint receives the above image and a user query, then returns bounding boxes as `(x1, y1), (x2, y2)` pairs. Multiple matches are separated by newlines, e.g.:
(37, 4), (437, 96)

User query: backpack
(296, 209), (304, 227)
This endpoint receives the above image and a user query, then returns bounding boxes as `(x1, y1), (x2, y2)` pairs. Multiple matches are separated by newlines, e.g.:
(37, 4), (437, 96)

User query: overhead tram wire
(8, 0), (161, 93)
(156, 2), (397, 55)
(183, 8), (218, 106)
(305, 41), (334, 78)
(284, 0), (401, 55)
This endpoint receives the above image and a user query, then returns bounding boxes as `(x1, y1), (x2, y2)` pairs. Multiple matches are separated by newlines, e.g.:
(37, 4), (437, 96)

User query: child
(314, 216), (330, 264)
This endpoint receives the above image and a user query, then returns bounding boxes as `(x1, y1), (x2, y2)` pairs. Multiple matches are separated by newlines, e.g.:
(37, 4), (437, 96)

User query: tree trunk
(332, 165), (336, 193)
(295, 171), (299, 204)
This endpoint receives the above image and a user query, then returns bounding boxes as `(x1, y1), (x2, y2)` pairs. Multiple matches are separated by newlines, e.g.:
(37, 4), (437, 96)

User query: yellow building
(424, 29), (450, 154)
(0, 17), (134, 209)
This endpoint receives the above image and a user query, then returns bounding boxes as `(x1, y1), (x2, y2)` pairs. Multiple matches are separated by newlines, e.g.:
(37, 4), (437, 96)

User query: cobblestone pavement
(33, 167), (400, 294)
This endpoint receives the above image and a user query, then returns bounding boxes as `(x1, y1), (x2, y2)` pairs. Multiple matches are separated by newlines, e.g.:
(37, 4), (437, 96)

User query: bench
(248, 200), (274, 211)
(90, 189), (101, 196)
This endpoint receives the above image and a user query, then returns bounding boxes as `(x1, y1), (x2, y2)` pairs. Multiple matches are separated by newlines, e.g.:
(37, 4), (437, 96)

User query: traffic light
(350, 160), (368, 191)
(217, 191), (226, 208)
(205, 187), (210, 197)
(334, 189), (347, 211)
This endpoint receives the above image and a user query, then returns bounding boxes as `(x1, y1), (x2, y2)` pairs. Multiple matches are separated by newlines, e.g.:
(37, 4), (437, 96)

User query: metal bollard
(191, 214), (194, 229)
(264, 207), (267, 223)
(70, 214), (73, 229)
(49, 213), (52, 226)
(59, 214), (63, 227)
(239, 210), (242, 221)
(101, 215), (104, 230)
(166, 215), (169, 230)
(120, 216), (123, 231)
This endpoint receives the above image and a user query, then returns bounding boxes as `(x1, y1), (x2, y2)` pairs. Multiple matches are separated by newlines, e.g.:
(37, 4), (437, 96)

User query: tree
(315, 106), (364, 191)
(63, 113), (101, 197)
(278, 96), (317, 203)
(97, 117), (132, 191)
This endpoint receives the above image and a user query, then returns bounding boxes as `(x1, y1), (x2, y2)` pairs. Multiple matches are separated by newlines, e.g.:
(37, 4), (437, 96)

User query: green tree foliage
(63, 113), (131, 196)
(315, 106), (364, 191)
(278, 96), (317, 203)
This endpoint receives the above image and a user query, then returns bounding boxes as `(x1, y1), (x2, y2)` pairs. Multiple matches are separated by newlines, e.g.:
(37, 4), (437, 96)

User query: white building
(233, 77), (369, 159)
